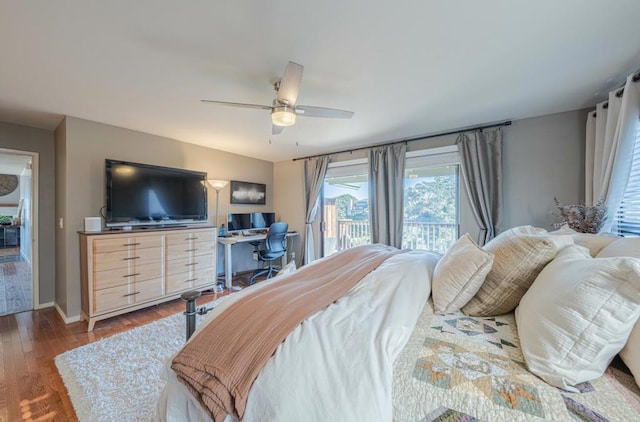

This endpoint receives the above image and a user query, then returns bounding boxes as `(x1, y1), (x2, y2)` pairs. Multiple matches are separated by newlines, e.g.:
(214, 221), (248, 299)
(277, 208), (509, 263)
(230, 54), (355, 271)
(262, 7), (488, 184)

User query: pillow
(515, 245), (640, 391)
(549, 224), (617, 257)
(431, 233), (494, 314)
(462, 226), (573, 316)
(620, 322), (640, 387)
(597, 237), (640, 258)
(277, 260), (297, 276)
(596, 236), (640, 387)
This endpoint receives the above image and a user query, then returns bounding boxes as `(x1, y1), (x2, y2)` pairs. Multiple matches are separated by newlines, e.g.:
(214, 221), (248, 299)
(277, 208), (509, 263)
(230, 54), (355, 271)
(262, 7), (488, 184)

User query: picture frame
(230, 180), (266, 205)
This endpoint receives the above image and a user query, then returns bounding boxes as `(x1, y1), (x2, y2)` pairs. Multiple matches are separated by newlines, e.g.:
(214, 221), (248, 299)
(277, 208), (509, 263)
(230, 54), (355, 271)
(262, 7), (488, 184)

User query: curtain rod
(292, 120), (512, 162)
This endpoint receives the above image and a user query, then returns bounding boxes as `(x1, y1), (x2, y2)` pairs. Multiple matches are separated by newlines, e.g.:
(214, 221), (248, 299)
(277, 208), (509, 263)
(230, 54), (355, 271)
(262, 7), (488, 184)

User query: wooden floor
(0, 254), (32, 317)
(0, 288), (230, 422)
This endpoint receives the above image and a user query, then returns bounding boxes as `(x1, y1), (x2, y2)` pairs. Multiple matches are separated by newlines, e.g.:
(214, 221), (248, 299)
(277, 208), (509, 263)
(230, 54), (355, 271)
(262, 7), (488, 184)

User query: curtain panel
(303, 156), (330, 264)
(585, 72), (640, 233)
(456, 129), (503, 245)
(368, 143), (406, 248)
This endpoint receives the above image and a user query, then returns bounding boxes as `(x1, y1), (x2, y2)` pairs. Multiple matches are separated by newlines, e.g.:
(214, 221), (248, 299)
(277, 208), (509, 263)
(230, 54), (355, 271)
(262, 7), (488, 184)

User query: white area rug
(55, 297), (226, 422)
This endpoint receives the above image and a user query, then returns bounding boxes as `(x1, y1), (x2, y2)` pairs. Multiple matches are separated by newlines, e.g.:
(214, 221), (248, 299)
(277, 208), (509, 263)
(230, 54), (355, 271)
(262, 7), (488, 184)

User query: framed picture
(230, 180), (266, 205)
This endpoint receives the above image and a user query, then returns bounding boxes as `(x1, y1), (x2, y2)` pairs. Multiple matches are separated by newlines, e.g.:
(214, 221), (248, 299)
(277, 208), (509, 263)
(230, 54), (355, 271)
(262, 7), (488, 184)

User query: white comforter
(157, 250), (439, 422)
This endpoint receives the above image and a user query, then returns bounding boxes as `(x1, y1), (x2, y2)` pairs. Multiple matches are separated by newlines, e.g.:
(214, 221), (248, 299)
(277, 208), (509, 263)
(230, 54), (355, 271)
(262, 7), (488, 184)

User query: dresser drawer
(166, 229), (215, 246)
(166, 256), (193, 276)
(93, 235), (164, 254)
(133, 277), (164, 303)
(166, 271), (199, 294)
(193, 267), (216, 287)
(93, 246), (163, 272)
(193, 240), (215, 257)
(93, 265), (133, 290)
(93, 284), (134, 314)
(93, 261), (163, 290)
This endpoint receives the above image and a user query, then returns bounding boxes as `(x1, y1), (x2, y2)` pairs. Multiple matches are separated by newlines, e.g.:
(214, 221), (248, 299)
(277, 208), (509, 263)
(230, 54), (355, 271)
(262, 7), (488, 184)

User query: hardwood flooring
(0, 289), (229, 422)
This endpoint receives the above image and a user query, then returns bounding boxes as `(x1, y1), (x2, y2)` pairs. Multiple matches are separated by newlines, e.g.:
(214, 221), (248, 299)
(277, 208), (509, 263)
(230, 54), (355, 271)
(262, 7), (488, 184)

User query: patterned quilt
(393, 300), (640, 421)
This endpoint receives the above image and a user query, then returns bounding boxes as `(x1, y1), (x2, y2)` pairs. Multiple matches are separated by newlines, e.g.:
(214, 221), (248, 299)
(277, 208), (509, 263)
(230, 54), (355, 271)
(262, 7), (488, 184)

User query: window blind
(614, 119), (640, 236)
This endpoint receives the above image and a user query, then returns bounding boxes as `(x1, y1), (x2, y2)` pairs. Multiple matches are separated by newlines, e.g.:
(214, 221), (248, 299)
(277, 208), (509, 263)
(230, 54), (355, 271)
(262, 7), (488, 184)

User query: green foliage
(0, 215), (12, 224)
(404, 176), (456, 223)
(334, 193), (358, 219)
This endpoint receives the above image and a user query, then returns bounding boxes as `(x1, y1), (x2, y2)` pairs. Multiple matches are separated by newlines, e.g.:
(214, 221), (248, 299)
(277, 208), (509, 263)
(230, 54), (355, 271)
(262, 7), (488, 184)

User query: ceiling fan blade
(272, 124), (284, 135)
(200, 99), (272, 110)
(276, 61), (303, 106)
(295, 105), (354, 119)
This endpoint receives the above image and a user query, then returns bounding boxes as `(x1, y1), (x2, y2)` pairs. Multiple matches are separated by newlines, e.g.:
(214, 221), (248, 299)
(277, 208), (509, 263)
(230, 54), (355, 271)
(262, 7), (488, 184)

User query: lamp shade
(271, 106), (296, 127)
(205, 179), (229, 190)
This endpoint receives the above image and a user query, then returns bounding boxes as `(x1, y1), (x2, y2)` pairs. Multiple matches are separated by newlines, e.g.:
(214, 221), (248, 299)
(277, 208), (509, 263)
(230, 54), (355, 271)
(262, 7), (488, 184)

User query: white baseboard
(35, 301), (54, 310)
(54, 303), (82, 324)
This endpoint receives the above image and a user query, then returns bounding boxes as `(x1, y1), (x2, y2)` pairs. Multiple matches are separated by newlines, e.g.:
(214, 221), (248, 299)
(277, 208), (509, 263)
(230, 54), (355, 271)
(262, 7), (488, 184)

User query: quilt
(393, 301), (640, 422)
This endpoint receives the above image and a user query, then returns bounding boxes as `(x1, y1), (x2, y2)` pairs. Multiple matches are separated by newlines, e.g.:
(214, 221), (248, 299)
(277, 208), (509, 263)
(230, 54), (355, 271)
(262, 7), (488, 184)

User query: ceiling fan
(201, 61), (354, 135)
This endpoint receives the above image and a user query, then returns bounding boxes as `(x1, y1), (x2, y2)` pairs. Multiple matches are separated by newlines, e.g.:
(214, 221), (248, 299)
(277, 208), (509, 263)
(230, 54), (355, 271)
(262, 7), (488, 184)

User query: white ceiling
(1, 1), (639, 163)
(0, 153), (32, 175)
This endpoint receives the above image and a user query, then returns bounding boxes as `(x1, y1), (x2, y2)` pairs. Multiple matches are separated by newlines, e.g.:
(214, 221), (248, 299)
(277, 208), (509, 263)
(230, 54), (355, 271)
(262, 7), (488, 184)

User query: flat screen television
(105, 159), (208, 228)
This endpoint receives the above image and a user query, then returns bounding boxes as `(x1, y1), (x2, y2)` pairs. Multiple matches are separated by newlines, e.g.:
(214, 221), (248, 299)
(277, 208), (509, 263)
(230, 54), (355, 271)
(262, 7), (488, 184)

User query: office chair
(249, 222), (288, 285)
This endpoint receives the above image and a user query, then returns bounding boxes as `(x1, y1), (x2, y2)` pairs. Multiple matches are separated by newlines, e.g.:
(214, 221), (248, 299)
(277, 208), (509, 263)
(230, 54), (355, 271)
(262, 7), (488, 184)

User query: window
(613, 120), (640, 236)
(403, 146), (459, 253)
(320, 146), (461, 256)
(321, 159), (369, 256)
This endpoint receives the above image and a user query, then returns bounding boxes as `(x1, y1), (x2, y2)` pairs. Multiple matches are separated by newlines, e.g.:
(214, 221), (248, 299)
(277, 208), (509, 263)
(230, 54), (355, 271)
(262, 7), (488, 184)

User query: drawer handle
(123, 273), (141, 278)
(123, 256), (140, 261)
(123, 291), (140, 297)
(185, 278), (198, 283)
(185, 262), (198, 267)
(123, 242), (141, 247)
(187, 237), (198, 240)
(185, 248), (197, 252)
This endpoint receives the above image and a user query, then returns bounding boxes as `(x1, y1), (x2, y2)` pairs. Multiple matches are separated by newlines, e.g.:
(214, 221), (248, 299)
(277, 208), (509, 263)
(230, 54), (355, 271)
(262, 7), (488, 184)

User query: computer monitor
(227, 213), (251, 232)
(251, 212), (276, 229)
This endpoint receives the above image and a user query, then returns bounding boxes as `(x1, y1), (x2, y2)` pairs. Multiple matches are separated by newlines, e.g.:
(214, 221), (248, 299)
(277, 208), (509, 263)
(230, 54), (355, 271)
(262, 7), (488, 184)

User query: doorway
(0, 150), (36, 316)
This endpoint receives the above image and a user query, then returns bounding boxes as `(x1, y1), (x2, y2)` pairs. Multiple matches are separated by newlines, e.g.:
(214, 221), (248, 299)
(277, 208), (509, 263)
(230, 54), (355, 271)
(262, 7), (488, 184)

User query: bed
(157, 243), (640, 422)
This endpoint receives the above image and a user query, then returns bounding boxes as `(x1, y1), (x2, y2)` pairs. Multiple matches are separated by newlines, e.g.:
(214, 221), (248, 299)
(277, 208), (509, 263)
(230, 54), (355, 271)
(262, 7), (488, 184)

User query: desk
(217, 232), (299, 289)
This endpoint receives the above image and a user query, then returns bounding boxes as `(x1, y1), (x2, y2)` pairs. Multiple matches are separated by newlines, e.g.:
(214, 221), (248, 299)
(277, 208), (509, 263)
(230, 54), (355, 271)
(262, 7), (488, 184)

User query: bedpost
(182, 290), (202, 341)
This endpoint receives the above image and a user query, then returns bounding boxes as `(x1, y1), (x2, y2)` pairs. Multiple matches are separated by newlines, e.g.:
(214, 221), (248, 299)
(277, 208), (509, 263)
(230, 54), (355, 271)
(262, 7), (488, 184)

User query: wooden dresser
(79, 226), (217, 331)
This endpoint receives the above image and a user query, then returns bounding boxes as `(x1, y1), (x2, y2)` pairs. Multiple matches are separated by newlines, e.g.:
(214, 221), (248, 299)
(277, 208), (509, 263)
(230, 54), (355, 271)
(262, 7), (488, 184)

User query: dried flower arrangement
(553, 197), (607, 234)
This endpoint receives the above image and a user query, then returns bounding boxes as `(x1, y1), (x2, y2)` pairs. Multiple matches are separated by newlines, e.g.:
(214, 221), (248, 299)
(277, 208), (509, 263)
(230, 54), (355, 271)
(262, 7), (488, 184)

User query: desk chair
(249, 222), (288, 285)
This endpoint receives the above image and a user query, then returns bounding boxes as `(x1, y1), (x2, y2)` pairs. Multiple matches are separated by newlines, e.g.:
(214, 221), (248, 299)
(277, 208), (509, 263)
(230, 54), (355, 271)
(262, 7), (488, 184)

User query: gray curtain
(303, 156), (330, 264)
(368, 143), (406, 248)
(456, 129), (503, 245)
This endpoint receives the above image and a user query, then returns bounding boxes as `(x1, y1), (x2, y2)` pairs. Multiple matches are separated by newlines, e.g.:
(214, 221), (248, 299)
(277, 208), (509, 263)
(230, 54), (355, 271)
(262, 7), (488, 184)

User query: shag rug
(55, 297), (227, 422)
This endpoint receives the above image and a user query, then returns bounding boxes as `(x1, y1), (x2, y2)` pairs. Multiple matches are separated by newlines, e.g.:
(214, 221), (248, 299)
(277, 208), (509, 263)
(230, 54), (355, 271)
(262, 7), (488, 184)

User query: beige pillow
(432, 234), (494, 314)
(549, 224), (617, 256)
(462, 226), (573, 316)
(516, 245), (640, 391)
(597, 237), (640, 258)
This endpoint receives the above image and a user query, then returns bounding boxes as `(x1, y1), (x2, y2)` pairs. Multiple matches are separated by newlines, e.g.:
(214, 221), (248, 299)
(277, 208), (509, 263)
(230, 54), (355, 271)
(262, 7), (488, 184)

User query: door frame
(0, 148), (39, 310)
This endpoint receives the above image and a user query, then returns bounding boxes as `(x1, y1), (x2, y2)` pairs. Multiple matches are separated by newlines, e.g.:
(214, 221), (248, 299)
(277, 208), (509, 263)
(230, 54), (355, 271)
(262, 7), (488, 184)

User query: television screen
(251, 212), (275, 229)
(227, 213), (251, 232)
(106, 159), (207, 227)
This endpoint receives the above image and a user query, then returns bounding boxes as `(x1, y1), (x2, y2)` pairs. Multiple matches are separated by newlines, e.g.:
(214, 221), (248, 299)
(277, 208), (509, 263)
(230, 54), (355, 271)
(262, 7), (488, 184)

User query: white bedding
(157, 250), (439, 422)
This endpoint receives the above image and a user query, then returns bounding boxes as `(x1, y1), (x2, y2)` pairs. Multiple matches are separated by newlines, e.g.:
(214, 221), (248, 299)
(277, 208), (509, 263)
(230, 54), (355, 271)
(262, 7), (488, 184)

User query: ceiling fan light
(271, 106), (296, 127)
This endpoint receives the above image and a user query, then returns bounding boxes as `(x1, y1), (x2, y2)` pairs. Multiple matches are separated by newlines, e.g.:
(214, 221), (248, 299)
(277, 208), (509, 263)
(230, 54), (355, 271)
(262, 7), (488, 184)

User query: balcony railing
(325, 220), (457, 255)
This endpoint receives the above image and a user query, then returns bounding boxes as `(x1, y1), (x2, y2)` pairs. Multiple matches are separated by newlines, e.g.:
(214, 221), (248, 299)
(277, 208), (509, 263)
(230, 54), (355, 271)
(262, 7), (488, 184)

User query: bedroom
(1, 1), (640, 421)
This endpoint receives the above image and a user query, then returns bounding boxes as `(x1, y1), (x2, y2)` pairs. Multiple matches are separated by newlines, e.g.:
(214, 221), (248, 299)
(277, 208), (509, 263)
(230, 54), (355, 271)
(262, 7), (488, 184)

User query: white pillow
(596, 237), (640, 258)
(620, 323), (640, 387)
(516, 245), (640, 391)
(596, 236), (640, 387)
(432, 233), (494, 314)
(462, 226), (573, 316)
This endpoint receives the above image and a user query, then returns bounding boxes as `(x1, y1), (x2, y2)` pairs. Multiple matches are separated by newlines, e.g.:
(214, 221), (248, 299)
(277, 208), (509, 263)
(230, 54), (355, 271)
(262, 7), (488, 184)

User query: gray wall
(502, 110), (587, 230)
(0, 121), (55, 305)
(56, 116), (274, 318)
(273, 108), (589, 253)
